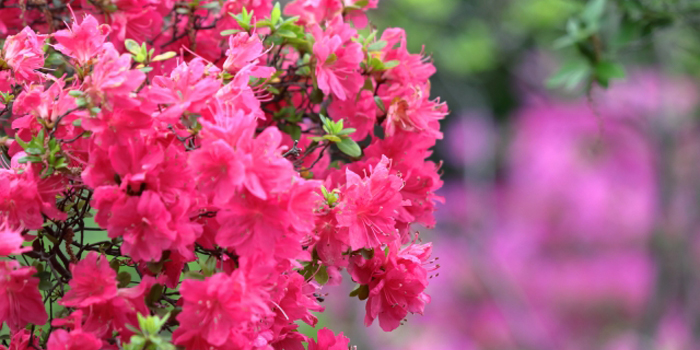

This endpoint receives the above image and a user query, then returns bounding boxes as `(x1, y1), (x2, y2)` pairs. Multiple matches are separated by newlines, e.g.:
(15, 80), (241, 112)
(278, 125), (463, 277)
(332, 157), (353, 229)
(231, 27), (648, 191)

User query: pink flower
(60, 252), (118, 308)
(80, 277), (155, 341)
(84, 43), (145, 107)
(0, 220), (30, 256)
(353, 243), (432, 331)
(285, 0), (343, 25)
(240, 127), (297, 200)
(378, 28), (436, 84)
(2, 330), (39, 350)
(328, 90), (377, 141)
(0, 168), (66, 230)
(106, 191), (176, 262)
(223, 32), (275, 78)
(47, 329), (102, 350)
(174, 271), (271, 347)
(307, 328), (350, 350)
(216, 189), (292, 258)
(312, 23), (364, 101)
(336, 156), (405, 250)
(0, 261), (47, 332)
(147, 58), (221, 122)
(382, 84), (446, 140)
(190, 139), (245, 206)
(82, 108), (153, 148)
(2, 27), (45, 83)
(53, 14), (109, 65)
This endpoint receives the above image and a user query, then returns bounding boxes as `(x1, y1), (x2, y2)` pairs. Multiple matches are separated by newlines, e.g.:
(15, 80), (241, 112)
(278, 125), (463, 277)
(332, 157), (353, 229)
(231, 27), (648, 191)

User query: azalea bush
(0, 0), (447, 349)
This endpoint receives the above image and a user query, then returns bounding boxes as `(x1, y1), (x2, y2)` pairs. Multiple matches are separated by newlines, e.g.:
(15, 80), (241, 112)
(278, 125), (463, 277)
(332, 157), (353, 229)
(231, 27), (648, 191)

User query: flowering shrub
(0, 0), (447, 349)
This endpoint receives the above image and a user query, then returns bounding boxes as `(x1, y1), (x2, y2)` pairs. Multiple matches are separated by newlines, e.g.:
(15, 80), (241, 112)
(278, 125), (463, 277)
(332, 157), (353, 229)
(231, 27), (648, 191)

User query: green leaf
(349, 284), (370, 300)
(117, 271), (132, 288)
(221, 29), (242, 36)
(25, 147), (44, 156)
(367, 40), (387, 51)
(374, 96), (386, 113)
(139, 66), (154, 73)
(581, 0), (606, 25)
(546, 60), (591, 90)
(310, 89), (324, 104)
(200, 1), (220, 9)
(183, 271), (205, 280)
(383, 60), (400, 69)
(354, 0), (369, 7)
(276, 29), (297, 38)
(152, 51), (177, 62)
(271, 2), (281, 24)
(68, 90), (83, 97)
(323, 135), (342, 143)
(595, 60), (626, 82)
(336, 137), (361, 157)
(335, 128), (356, 136)
(37, 271), (53, 291)
(110, 258), (121, 273)
(124, 39), (141, 56)
(314, 266), (329, 285)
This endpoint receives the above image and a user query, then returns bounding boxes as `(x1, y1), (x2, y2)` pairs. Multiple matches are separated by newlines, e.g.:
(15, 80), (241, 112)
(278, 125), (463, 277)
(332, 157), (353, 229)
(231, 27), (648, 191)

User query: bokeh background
(308, 0), (700, 349)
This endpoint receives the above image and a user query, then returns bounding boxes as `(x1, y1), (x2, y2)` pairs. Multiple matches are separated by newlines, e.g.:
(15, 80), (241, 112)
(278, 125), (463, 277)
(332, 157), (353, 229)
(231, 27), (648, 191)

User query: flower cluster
(0, 0), (446, 349)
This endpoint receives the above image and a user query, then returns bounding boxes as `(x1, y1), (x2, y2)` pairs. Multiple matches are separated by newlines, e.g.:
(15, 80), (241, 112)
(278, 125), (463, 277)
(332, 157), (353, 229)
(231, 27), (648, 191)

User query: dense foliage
(0, 0), (447, 349)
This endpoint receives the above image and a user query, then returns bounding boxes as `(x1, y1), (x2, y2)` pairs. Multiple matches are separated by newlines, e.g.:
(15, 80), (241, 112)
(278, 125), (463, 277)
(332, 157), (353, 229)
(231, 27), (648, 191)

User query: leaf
(314, 266), (329, 285)
(36, 271), (52, 291)
(109, 258), (121, 273)
(139, 66), (154, 73)
(200, 1), (220, 9)
(336, 137), (361, 157)
(323, 135), (342, 143)
(546, 60), (591, 91)
(367, 40), (387, 51)
(374, 96), (386, 113)
(595, 60), (626, 81)
(354, 0), (369, 7)
(382, 60), (400, 69)
(220, 29), (241, 36)
(152, 51), (177, 62)
(581, 0), (606, 25)
(349, 284), (370, 300)
(271, 2), (281, 24)
(335, 128), (356, 136)
(276, 29), (297, 38)
(183, 271), (205, 280)
(124, 39), (141, 56)
(117, 271), (132, 288)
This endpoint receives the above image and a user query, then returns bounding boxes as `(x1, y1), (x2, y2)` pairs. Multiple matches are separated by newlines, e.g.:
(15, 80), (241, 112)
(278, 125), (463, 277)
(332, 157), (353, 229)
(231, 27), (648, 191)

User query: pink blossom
(2, 27), (45, 83)
(223, 32), (275, 78)
(336, 156), (405, 250)
(174, 271), (271, 347)
(60, 252), (118, 308)
(312, 23), (364, 101)
(284, 0), (343, 25)
(328, 90), (377, 141)
(46, 329), (102, 350)
(106, 191), (175, 262)
(0, 219), (30, 256)
(0, 261), (47, 332)
(307, 328), (351, 350)
(146, 58), (221, 122)
(84, 43), (145, 107)
(382, 84), (446, 140)
(53, 15), (109, 66)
